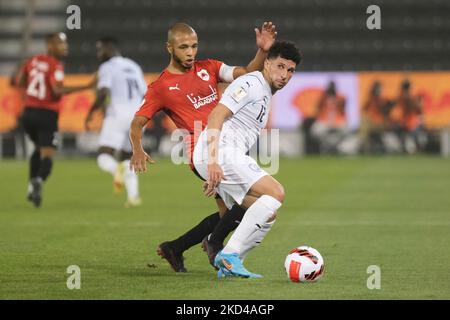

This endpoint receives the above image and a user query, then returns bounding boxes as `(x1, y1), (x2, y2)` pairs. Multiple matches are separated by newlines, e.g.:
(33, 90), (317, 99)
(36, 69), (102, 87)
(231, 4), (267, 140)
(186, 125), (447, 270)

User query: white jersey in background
(97, 56), (147, 119)
(95, 56), (146, 206)
(97, 56), (147, 152)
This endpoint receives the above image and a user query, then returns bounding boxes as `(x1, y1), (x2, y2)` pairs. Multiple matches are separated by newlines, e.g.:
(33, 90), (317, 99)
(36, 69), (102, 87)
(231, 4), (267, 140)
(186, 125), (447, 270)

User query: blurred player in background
(359, 81), (392, 153)
(193, 40), (302, 278)
(389, 79), (426, 153)
(11, 32), (94, 207)
(85, 37), (147, 208)
(311, 81), (348, 154)
(129, 22), (277, 272)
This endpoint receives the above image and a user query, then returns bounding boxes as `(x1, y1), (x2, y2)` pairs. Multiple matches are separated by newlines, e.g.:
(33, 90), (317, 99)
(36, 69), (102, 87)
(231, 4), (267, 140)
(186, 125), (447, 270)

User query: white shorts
(193, 139), (268, 210)
(98, 116), (133, 152)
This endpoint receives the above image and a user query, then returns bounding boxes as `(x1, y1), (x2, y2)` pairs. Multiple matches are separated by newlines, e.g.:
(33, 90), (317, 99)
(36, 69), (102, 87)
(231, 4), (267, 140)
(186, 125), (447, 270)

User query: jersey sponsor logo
(186, 85), (218, 109)
(231, 86), (248, 103)
(169, 83), (180, 91)
(196, 69), (210, 81)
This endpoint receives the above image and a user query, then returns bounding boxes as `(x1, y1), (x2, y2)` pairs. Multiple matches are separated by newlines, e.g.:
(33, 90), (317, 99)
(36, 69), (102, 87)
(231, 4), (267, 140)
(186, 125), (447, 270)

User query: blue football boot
(214, 251), (262, 278)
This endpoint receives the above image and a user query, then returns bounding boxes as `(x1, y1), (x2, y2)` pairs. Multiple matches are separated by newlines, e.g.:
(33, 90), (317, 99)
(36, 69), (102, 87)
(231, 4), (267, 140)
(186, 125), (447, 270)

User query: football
(285, 246), (324, 283)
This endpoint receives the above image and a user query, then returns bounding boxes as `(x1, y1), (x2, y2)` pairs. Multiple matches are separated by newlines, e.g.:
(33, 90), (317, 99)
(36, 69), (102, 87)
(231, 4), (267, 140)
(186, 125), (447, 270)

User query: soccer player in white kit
(86, 37), (147, 208)
(193, 41), (302, 278)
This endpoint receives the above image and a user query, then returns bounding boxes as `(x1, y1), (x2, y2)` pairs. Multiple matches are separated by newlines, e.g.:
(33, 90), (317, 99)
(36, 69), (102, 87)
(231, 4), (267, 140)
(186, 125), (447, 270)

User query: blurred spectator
(310, 81), (349, 153)
(359, 81), (392, 153)
(388, 79), (427, 153)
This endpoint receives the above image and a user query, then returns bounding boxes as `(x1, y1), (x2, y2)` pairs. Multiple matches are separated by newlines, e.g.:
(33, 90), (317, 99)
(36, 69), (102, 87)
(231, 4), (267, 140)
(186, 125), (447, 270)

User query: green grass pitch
(0, 156), (449, 299)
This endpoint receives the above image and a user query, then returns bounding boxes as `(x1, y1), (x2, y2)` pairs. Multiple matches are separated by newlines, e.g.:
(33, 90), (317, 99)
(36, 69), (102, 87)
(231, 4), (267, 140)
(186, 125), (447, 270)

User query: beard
(172, 52), (192, 71)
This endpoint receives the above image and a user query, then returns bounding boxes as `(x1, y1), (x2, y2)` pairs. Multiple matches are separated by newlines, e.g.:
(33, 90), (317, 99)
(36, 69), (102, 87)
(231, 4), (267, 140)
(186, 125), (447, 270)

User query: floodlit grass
(0, 157), (449, 299)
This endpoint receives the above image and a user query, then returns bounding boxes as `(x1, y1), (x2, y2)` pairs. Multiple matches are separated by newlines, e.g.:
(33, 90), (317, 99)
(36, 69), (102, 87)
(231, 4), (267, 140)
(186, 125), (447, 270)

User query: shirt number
(256, 105), (266, 123)
(126, 78), (140, 99)
(26, 68), (46, 99)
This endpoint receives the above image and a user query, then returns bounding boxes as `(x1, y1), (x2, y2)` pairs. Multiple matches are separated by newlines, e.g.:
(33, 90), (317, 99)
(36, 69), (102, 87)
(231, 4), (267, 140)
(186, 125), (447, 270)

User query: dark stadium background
(1, 0), (450, 157)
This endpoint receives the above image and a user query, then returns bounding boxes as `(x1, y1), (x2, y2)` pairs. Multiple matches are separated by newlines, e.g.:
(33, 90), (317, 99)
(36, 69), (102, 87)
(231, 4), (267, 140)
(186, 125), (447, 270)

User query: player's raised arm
(232, 21), (277, 79)
(50, 34), (97, 95)
(129, 115), (155, 173)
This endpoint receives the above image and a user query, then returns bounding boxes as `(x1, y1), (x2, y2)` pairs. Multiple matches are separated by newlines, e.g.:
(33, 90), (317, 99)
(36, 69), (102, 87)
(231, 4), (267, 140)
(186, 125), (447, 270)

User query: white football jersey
(217, 71), (272, 152)
(97, 56), (147, 119)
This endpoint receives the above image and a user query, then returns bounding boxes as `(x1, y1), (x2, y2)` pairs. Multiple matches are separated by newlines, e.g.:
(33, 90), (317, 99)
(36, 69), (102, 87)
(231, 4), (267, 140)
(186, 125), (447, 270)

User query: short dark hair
(267, 40), (302, 65)
(45, 33), (57, 42)
(97, 36), (119, 48)
(45, 32), (65, 42)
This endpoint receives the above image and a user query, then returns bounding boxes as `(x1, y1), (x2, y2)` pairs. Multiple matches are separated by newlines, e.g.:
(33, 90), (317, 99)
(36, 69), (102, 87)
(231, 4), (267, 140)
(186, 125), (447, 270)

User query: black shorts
(22, 107), (59, 148)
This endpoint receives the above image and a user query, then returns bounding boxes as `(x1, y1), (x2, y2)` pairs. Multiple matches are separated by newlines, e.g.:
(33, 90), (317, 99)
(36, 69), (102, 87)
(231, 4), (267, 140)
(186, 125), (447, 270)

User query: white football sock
(122, 160), (139, 199)
(222, 195), (281, 255)
(240, 220), (275, 262)
(27, 182), (33, 194)
(97, 153), (118, 174)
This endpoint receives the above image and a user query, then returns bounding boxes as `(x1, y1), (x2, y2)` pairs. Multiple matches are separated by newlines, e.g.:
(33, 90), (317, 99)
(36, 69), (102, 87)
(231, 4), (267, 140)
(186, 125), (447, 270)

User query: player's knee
(98, 146), (115, 155)
(259, 195), (283, 218)
(40, 147), (55, 159)
(120, 151), (133, 161)
(97, 153), (115, 172)
(97, 153), (105, 168)
(269, 183), (285, 204)
(215, 198), (228, 217)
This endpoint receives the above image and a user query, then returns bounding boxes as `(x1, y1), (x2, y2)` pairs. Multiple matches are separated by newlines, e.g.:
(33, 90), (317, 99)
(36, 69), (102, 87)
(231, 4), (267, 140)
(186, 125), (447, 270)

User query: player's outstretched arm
(232, 21), (277, 79)
(204, 104), (233, 197)
(129, 116), (155, 173)
(51, 73), (97, 96)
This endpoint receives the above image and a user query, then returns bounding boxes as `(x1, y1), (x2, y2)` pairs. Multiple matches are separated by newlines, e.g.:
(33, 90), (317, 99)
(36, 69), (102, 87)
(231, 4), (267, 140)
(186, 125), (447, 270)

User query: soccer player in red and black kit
(12, 32), (94, 207)
(129, 22), (277, 272)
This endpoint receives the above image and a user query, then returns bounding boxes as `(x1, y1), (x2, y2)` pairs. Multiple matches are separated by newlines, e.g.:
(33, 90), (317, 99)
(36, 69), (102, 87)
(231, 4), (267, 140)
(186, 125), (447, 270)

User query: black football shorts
(22, 107), (59, 148)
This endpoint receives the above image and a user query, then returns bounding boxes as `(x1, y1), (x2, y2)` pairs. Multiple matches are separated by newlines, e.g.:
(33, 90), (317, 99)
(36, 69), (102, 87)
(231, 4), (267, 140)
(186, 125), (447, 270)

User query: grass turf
(0, 156), (449, 299)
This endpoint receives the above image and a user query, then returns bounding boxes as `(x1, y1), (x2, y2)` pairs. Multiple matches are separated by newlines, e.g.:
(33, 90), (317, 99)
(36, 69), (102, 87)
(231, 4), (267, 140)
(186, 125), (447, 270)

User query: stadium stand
(61, 0), (450, 73)
(1, 0), (449, 73)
